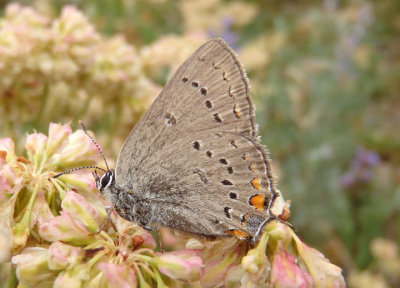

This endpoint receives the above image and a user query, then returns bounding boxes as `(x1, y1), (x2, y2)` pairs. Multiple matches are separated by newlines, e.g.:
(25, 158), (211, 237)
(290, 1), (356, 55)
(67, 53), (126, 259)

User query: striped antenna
(79, 121), (109, 171)
(51, 122), (110, 179)
(53, 166), (106, 178)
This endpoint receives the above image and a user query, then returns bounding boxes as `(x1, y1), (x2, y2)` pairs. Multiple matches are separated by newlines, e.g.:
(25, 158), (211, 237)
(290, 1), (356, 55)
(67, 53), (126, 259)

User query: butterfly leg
(141, 217), (164, 252)
(98, 205), (117, 233)
(141, 225), (164, 253)
(158, 230), (164, 253)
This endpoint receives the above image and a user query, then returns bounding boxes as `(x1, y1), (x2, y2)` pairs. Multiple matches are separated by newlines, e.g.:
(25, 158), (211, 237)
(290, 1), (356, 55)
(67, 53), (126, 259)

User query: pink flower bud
(56, 173), (97, 194)
(25, 132), (48, 159)
(61, 191), (104, 233)
(112, 214), (156, 249)
(45, 123), (72, 157)
(48, 130), (99, 168)
(38, 210), (90, 244)
(270, 243), (313, 288)
(199, 238), (246, 287)
(48, 241), (85, 270)
(292, 231), (345, 288)
(38, 191), (103, 244)
(157, 250), (203, 281)
(0, 138), (23, 200)
(0, 160), (23, 199)
(98, 262), (137, 287)
(0, 138), (17, 160)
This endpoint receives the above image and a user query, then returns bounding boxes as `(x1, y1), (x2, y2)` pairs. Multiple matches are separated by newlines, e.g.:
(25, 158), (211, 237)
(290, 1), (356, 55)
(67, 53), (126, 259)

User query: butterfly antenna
(79, 120), (110, 171)
(53, 166), (106, 178)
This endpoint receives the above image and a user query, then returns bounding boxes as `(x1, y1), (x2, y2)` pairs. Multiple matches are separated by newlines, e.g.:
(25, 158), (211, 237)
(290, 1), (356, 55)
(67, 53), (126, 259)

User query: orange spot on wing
(225, 229), (249, 240)
(233, 104), (241, 118)
(228, 86), (235, 98)
(251, 177), (262, 190)
(248, 163), (256, 172)
(249, 194), (265, 211)
(241, 153), (249, 160)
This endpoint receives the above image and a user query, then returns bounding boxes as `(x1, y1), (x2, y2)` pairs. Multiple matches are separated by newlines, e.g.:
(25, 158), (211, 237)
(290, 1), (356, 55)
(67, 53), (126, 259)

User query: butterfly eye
(100, 171), (113, 188)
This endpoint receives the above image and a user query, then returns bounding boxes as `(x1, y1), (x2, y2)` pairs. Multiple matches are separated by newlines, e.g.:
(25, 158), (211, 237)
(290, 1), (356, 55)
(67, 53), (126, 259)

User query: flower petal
(61, 190), (103, 233)
(157, 249), (203, 281)
(270, 242), (314, 288)
(200, 239), (245, 288)
(48, 129), (99, 169)
(53, 263), (92, 288)
(98, 262), (137, 288)
(0, 138), (17, 161)
(57, 173), (97, 193)
(112, 214), (156, 249)
(38, 210), (92, 244)
(0, 159), (23, 199)
(291, 230), (345, 288)
(12, 247), (56, 285)
(45, 123), (72, 157)
(48, 241), (85, 270)
(25, 132), (48, 159)
(0, 225), (12, 262)
(239, 231), (271, 287)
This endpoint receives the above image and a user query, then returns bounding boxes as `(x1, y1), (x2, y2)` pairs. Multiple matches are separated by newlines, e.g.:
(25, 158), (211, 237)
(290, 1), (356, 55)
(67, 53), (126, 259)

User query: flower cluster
(0, 123), (345, 286)
(0, 3), (158, 151)
(0, 3), (219, 158)
(140, 33), (208, 81)
(0, 123), (101, 256)
(179, 0), (257, 33)
(349, 238), (400, 288)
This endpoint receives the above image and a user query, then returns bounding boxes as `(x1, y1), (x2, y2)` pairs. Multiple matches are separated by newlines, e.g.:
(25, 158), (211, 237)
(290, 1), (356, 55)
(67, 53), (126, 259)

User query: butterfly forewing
(115, 38), (278, 242)
(117, 39), (255, 186)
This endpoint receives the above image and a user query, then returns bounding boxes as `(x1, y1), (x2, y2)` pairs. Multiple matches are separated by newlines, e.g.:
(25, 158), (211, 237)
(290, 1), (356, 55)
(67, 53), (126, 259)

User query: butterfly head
(94, 169), (115, 194)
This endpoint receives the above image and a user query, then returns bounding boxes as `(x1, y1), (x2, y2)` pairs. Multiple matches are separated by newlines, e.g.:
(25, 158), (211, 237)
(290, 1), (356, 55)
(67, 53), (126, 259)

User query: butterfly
(59, 38), (281, 245)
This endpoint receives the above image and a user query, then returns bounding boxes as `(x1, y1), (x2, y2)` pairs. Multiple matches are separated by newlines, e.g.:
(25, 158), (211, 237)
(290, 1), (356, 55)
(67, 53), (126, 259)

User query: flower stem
(5, 266), (17, 288)
(12, 183), (39, 251)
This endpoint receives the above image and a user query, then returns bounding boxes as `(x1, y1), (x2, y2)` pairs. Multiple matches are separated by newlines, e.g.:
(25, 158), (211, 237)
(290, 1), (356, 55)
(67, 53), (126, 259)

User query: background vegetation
(1, 0), (399, 286)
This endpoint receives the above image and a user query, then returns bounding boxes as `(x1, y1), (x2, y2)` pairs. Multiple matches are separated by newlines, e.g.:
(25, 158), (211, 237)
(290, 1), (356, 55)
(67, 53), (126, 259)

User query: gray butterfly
(95, 38), (280, 244)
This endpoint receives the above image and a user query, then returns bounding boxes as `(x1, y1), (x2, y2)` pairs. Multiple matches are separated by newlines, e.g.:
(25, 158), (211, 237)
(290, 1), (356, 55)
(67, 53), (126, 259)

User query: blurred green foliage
(1, 0), (399, 286)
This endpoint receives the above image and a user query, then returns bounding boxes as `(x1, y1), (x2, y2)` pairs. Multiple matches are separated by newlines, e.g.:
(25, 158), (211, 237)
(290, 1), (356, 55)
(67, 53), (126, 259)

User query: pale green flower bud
(12, 247), (56, 286)
(38, 191), (102, 244)
(25, 132), (48, 163)
(48, 241), (85, 270)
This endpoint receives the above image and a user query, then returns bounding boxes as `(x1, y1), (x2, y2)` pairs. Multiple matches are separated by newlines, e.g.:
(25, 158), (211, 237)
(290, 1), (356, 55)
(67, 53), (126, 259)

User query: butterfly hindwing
(131, 131), (277, 242)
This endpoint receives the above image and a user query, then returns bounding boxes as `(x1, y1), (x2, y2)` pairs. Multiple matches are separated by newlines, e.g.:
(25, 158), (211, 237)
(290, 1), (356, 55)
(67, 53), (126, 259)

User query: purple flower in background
(221, 16), (238, 49)
(335, 2), (374, 77)
(208, 16), (239, 50)
(341, 147), (380, 188)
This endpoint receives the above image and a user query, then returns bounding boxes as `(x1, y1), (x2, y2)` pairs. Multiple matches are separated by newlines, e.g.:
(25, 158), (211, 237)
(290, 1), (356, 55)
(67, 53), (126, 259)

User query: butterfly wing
(115, 38), (279, 242)
(130, 131), (279, 242)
